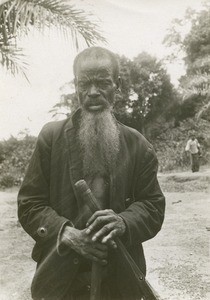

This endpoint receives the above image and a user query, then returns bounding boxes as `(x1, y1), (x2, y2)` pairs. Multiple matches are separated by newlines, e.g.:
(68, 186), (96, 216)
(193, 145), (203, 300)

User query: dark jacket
(17, 109), (165, 300)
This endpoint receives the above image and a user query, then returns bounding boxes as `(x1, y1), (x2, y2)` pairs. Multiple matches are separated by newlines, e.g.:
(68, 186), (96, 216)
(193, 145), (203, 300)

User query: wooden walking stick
(90, 262), (103, 300)
(75, 180), (103, 300)
(75, 180), (162, 300)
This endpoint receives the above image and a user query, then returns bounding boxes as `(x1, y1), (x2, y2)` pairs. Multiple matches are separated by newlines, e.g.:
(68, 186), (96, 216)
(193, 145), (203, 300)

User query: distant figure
(185, 135), (201, 172)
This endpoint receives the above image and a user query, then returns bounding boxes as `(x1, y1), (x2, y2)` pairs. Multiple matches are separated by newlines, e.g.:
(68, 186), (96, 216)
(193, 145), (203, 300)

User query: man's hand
(61, 226), (108, 265)
(86, 209), (126, 244)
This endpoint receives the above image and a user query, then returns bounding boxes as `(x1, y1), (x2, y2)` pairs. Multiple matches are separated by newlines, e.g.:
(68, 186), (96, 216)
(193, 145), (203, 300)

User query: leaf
(0, 45), (29, 81)
(0, 0), (106, 80)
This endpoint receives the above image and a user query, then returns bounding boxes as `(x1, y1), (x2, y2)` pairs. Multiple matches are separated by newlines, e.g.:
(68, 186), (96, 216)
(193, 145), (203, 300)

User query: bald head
(73, 47), (119, 82)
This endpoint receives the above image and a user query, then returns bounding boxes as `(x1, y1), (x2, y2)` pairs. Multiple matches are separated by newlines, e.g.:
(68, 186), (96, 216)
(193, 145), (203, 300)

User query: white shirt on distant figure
(185, 138), (200, 154)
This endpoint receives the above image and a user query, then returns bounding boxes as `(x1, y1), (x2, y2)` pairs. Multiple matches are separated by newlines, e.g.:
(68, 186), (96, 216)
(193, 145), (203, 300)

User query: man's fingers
(94, 243), (108, 251)
(91, 223), (114, 241)
(86, 216), (108, 234)
(107, 239), (117, 249)
(101, 229), (118, 244)
(86, 209), (113, 226)
(85, 244), (108, 264)
(86, 215), (113, 235)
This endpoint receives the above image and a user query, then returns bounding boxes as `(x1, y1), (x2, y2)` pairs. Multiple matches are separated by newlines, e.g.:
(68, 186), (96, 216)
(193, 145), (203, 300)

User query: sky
(0, 0), (204, 140)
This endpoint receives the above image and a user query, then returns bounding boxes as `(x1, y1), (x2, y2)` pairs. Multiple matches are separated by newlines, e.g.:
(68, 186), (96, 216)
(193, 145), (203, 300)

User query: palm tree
(0, 0), (106, 80)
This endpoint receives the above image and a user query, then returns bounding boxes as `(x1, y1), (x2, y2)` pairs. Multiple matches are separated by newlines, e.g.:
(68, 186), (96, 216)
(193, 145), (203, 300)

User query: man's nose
(88, 84), (100, 98)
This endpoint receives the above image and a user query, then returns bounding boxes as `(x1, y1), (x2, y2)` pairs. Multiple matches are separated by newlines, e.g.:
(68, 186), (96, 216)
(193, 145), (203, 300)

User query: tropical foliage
(0, 133), (36, 187)
(163, 2), (210, 120)
(0, 0), (105, 79)
(1, 3), (210, 188)
(123, 53), (177, 135)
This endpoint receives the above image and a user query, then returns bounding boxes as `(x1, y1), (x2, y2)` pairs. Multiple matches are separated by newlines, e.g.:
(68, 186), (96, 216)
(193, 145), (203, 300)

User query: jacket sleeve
(17, 124), (70, 251)
(119, 145), (165, 247)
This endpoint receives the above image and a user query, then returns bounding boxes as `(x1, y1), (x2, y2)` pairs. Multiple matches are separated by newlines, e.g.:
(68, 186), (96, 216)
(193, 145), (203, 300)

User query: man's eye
(78, 82), (88, 89)
(97, 80), (112, 88)
(78, 80), (112, 90)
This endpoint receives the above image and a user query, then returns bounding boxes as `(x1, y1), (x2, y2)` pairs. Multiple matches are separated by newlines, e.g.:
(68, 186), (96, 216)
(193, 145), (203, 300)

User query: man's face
(75, 56), (117, 112)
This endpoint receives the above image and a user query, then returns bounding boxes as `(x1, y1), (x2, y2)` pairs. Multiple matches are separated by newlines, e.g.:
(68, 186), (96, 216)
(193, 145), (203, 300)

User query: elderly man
(18, 47), (165, 300)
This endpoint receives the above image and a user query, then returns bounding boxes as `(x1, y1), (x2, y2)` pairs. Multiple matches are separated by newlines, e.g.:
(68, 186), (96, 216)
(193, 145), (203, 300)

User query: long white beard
(78, 110), (120, 178)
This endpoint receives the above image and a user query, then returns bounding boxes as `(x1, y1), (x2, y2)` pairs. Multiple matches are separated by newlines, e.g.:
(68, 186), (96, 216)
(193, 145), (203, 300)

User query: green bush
(0, 135), (36, 188)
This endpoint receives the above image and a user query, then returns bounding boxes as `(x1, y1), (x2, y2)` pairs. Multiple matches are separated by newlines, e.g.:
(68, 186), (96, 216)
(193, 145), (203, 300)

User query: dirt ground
(0, 169), (209, 300)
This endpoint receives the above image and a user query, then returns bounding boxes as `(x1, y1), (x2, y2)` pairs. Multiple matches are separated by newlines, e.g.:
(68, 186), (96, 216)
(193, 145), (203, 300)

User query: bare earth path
(0, 170), (210, 300)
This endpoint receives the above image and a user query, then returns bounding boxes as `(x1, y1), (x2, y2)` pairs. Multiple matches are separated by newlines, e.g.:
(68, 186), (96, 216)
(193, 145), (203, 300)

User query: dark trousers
(190, 153), (200, 172)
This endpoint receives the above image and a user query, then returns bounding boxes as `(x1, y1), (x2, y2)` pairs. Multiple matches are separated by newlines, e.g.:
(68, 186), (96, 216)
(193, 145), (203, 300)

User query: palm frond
(1, 0), (106, 48)
(0, 0), (106, 80)
(0, 45), (29, 81)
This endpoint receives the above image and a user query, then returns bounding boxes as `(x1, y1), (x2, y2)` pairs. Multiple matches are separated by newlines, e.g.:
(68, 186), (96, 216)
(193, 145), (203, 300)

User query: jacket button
(37, 227), (47, 237)
(73, 258), (79, 265)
